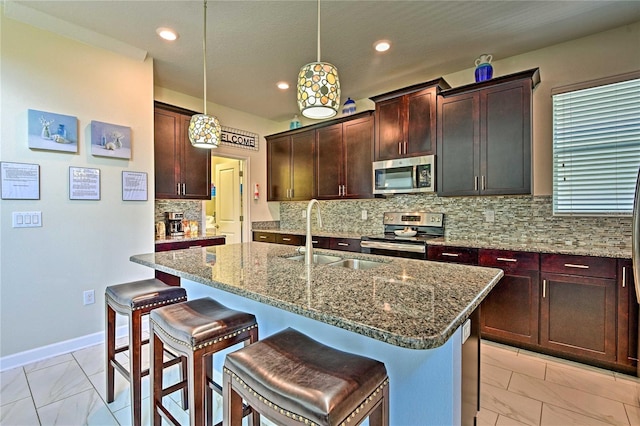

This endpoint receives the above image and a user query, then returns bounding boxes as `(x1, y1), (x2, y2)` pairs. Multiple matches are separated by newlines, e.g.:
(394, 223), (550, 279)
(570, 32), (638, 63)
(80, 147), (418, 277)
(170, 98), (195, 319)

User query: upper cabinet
(436, 69), (540, 196)
(154, 102), (212, 199)
(371, 79), (449, 161)
(266, 129), (315, 201)
(316, 112), (374, 199)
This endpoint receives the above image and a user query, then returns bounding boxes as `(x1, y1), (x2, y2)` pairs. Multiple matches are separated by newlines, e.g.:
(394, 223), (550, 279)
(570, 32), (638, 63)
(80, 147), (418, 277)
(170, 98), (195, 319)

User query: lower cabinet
(540, 254), (617, 363)
(617, 259), (639, 370)
(427, 245), (478, 264)
(276, 233), (303, 245)
(329, 237), (361, 253)
(155, 237), (226, 285)
(252, 232), (358, 253)
(479, 249), (540, 346)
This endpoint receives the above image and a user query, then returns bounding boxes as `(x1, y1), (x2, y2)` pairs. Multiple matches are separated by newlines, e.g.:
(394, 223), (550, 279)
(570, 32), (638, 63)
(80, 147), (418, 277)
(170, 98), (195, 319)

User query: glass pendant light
(189, 0), (221, 149)
(297, 0), (340, 119)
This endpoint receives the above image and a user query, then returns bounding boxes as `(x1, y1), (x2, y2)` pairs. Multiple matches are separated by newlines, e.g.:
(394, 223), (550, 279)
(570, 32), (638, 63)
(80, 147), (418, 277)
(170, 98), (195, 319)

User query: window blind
(552, 75), (640, 215)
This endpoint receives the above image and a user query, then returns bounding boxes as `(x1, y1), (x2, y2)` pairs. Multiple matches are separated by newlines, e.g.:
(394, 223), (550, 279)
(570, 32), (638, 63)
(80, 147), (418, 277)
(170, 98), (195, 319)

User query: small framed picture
(1, 162), (40, 200)
(122, 171), (148, 201)
(91, 121), (131, 159)
(69, 167), (100, 200)
(28, 109), (78, 153)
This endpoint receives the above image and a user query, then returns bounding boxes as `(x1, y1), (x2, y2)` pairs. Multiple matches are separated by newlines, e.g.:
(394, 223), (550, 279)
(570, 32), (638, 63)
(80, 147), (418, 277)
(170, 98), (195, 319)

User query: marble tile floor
(1, 339), (639, 425)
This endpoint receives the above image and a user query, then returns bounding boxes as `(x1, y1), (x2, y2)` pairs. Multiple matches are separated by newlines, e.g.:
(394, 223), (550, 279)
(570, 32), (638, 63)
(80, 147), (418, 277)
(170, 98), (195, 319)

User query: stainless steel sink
(286, 254), (342, 264)
(327, 258), (381, 270)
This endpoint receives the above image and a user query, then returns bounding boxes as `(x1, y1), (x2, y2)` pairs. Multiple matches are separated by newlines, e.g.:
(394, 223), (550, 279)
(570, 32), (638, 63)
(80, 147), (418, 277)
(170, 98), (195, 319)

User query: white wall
(0, 11), (155, 359)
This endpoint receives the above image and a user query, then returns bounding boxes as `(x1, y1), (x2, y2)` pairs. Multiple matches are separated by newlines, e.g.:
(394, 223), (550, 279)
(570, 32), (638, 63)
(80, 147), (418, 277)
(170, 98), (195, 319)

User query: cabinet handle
(564, 263), (589, 269)
(404, 141), (408, 155)
(290, 188), (293, 198)
(282, 238), (291, 241)
(481, 176), (486, 191)
(188, 245), (202, 249)
(398, 142), (402, 155)
(176, 183), (181, 195)
(442, 252), (460, 257)
(259, 235), (268, 239)
(496, 257), (517, 262)
(182, 183), (186, 195)
(474, 176), (478, 191)
(312, 240), (318, 244)
(543, 279), (547, 298)
(338, 242), (349, 246)
(342, 184), (346, 196)
(622, 266), (626, 288)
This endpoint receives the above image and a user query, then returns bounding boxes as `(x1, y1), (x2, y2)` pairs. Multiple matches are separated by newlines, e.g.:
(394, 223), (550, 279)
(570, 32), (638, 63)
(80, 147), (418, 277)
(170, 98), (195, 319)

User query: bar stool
(105, 278), (188, 426)
(149, 297), (258, 426)
(223, 327), (389, 426)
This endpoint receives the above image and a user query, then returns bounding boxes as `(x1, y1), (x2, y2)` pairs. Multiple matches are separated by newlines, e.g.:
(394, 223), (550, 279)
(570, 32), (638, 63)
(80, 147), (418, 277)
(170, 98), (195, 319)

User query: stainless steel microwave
(372, 155), (435, 194)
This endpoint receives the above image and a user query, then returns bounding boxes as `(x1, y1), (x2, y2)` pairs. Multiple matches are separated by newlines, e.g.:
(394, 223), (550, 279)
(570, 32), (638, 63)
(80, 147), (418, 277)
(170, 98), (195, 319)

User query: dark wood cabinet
(253, 231), (276, 243)
(329, 237), (361, 253)
(540, 254), (617, 363)
(276, 233), (303, 246)
(316, 113), (374, 199)
(479, 249), (540, 346)
(252, 232), (358, 253)
(154, 102), (211, 199)
(266, 130), (315, 201)
(155, 236), (225, 285)
(371, 79), (448, 161)
(617, 259), (638, 371)
(427, 245), (478, 265)
(437, 69), (538, 196)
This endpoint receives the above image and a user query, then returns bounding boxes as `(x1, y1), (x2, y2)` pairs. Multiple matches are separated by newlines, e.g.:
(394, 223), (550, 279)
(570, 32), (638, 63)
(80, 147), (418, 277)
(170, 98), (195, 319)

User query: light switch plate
(462, 319), (471, 344)
(12, 211), (42, 228)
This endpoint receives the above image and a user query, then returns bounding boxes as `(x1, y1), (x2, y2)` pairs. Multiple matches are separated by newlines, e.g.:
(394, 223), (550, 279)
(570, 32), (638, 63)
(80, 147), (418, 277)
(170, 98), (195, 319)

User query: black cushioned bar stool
(149, 297), (259, 426)
(223, 327), (390, 426)
(105, 278), (188, 426)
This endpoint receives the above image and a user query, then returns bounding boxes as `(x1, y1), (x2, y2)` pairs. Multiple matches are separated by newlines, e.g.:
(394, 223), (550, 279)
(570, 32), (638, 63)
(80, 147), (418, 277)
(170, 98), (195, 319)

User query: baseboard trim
(0, 321), (146, 372)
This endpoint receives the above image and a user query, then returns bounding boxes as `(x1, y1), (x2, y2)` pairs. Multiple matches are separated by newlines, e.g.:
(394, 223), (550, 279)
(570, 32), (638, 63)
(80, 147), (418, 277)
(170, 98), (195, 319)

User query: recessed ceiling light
(156, 27), (179, 41)
(277, 81), (290, 90)
(374, 40), (391, 52)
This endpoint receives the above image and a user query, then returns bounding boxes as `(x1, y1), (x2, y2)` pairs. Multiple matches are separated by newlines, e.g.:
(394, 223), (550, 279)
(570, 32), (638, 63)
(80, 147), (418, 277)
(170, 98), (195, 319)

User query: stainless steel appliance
(165, 212), (184, 237)
(631, 168), (640, 376)
(372, 155), (435, 195)
(361, 211), (444, 259)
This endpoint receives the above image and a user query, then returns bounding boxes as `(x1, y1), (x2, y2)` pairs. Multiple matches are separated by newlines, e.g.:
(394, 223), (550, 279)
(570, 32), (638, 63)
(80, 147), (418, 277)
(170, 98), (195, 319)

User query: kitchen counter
(132, 242), (503, 349)
(252, 228), (631, 259)
(130, 242), (504, 424)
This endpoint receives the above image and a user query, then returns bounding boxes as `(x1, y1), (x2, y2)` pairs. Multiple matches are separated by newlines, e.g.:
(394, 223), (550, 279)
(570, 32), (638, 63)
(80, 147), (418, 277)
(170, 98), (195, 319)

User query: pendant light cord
(316, 0), (321, 62)
(202, 0), (208, 115)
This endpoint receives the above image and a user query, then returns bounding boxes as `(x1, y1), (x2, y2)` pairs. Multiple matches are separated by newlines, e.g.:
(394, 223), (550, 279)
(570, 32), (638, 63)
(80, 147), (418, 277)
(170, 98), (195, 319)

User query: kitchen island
(131, 242), (503, 425)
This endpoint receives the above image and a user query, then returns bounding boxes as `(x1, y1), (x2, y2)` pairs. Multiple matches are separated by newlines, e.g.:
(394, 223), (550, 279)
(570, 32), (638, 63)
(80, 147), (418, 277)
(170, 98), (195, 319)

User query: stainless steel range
(361, 212), (444, 259)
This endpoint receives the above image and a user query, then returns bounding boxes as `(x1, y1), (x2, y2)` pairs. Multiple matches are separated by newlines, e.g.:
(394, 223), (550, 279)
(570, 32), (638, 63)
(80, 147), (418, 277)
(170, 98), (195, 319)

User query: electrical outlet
(83, 290), (95, 305)
(484, 210), (495, 223)
(361, 210), (368, 220)
(302, 210), (307, 218)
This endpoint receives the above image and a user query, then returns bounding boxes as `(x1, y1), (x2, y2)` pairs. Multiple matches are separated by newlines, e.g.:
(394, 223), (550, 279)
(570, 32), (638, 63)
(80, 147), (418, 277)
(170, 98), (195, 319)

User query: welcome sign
(221, 126), (259, 151)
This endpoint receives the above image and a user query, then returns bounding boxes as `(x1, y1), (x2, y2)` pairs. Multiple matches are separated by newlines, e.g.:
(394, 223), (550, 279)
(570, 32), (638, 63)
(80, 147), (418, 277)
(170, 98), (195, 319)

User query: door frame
(204, 152), (250, 244)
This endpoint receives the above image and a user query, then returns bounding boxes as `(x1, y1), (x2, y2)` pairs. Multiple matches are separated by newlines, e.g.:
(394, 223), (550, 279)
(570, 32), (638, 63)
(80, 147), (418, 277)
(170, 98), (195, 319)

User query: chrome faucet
(305, 199), (323, 265)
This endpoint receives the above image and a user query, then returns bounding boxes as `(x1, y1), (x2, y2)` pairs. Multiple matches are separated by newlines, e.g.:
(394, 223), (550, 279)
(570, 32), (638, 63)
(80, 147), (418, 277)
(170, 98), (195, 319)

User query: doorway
(204, 155), (248, 244)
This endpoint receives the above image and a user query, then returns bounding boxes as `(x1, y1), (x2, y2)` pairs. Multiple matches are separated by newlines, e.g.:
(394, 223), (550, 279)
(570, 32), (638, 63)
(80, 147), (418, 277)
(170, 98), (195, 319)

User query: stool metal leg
(105, 302), (116, 403)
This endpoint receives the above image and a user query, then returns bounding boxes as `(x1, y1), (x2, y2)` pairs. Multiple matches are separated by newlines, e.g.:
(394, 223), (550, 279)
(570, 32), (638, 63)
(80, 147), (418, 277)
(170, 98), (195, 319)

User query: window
(552, 72), (640, 215)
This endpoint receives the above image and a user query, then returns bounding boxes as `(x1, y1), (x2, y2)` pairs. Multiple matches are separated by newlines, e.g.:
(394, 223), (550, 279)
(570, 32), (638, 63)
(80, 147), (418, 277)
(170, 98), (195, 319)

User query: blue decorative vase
(342, 97), (356, 115)
(474, 54), (493, 82)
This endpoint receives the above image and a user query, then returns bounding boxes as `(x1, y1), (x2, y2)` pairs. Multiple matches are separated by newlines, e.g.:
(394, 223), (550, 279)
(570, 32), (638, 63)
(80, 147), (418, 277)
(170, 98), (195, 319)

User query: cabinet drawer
(252, 231), (276, 243)
(541, 254), (616, 279)
(276, 234), (303, 245)
(309, 236), (331, 249)
(428, 246), (478, 265)
(155, 237), (225, 252)
(330, 238), (361, 253)
(479, 249), (539, 273)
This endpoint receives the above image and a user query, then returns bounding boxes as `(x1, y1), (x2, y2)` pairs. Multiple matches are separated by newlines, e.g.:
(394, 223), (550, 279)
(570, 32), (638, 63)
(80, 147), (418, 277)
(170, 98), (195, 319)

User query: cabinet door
(343, 115), (374, 198)
(154, 108), (181, 199)
(480, 80), (531, 195)
(617, 259), (639, 369)
(375, 97), (404, 160)
(267, 135), (292, 201)
(316, 124), (343, 199)
(330, 238), (361, 252)
(180, 114), (212, 199)
(406, 87), (437, 157)
(437, 93), (480, 196)
(427, 245), (478, 265)
(290, 131), (315, 201)
(540, 272), (617, 362)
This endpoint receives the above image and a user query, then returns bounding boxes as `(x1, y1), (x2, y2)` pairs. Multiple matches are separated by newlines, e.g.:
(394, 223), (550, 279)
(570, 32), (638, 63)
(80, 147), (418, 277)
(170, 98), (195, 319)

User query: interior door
(215, 160), (242, 244)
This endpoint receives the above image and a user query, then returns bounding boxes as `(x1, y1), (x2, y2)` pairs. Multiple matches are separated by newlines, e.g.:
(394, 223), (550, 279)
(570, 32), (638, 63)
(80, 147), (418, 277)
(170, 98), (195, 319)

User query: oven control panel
(383, 212), (443, 227)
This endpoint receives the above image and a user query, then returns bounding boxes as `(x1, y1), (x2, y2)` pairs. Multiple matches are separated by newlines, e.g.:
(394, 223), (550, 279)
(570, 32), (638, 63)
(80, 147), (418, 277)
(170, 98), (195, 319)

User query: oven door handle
(360, 240), (426, 253)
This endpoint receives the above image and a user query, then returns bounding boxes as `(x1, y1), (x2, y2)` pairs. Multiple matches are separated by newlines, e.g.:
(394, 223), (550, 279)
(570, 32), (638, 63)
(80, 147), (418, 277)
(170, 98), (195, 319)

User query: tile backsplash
(279, 194), (631, 248)
(155, 199), (202, 225)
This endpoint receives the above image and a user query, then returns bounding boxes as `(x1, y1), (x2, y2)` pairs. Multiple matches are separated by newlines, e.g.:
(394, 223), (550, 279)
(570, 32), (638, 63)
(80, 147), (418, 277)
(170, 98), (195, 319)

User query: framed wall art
(122, 171), (148, 201)
(69, 167), (100, 200)
(91, 121), (131, 159)
(28, 109), (78, 153)
(1, 161), (40, 200)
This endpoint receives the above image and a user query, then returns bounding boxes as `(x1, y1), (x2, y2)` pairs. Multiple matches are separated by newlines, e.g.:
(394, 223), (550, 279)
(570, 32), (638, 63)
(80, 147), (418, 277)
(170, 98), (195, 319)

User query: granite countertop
(131, 242), (503, 350)
(251, 228), (631, 259)
(155, 234), (225, 245)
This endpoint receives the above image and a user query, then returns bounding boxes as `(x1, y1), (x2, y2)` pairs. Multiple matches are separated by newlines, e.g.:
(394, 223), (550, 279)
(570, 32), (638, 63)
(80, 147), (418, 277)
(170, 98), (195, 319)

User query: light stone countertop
(131, 242), (503, 350)
(252, 228), (631, 259)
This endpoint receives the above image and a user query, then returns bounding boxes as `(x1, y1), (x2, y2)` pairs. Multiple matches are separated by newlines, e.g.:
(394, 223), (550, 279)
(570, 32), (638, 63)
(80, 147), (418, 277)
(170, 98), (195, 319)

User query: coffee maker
(165, 212), (184, 237)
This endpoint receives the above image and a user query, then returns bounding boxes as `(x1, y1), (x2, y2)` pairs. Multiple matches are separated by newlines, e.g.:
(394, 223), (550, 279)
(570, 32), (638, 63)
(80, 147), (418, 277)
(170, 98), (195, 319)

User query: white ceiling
(5, 1), (640, 122)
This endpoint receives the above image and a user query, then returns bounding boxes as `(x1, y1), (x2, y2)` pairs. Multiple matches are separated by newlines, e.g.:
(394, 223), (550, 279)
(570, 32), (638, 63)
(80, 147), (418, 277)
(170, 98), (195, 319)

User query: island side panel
(181, 278), (463, 425)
